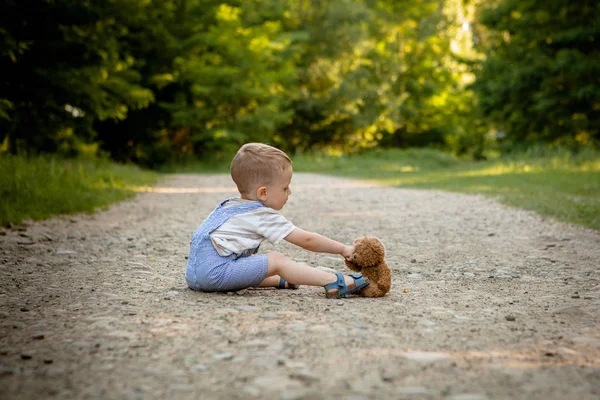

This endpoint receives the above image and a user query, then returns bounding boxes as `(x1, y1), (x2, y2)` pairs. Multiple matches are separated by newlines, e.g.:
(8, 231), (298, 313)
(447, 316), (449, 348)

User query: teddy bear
(344, 236), (391, 297)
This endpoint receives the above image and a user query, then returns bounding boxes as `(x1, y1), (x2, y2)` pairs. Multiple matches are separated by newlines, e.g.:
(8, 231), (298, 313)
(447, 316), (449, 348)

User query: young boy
(185, 143), (370, 298)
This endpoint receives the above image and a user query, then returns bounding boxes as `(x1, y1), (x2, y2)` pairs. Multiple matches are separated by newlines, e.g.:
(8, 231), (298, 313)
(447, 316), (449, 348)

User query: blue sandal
(278, 277), (299, 290)
(324, 272), (370, 299)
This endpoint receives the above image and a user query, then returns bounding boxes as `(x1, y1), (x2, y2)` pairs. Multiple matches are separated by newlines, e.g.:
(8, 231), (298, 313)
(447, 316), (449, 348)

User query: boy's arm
(284, 228), (353, 261)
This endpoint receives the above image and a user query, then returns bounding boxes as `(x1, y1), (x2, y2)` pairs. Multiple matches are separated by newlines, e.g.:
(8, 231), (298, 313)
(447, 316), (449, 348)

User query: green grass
(0, 154), (161, 226)
(293, 148), (600, 231)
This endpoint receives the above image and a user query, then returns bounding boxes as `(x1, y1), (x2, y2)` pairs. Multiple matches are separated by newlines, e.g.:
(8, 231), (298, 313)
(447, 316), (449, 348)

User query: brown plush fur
(344, 236), (391, 297)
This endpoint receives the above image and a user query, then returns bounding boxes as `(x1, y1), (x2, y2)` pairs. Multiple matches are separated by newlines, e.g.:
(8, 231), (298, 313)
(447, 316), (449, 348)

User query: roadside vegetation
(0, 155), (160, 226)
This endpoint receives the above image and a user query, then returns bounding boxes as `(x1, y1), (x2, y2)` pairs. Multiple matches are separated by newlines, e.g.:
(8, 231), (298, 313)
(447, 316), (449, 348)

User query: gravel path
(1, 173), (599, 400)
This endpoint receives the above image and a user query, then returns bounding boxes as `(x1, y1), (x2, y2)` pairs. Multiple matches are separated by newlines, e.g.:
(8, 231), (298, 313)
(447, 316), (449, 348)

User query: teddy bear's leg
(360, 282), (383, 297)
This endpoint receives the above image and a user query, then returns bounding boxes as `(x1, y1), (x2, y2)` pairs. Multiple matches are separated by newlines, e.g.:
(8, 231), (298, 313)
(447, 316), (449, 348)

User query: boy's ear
(257, 186), (268, 201)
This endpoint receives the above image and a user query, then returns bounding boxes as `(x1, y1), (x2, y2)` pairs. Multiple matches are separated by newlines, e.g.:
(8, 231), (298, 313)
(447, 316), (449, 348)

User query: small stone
(43, 359), (53, 364)
(212, 353), (234, 361)
(571, 294), (580, 299)
(20, 307), (29, 312)
(21, 353), (33, 360)
(410, 259), (417, 263)
(32, 333), (45, 340)
(0, 365), (15, 376)
(238, 305), (260, 312)
(337, 301), (344, 306)
(55, 250), (76, 255)
(449, 394), (488, 400)
(290, 370), (319, 383)
(399, 351), (449, 362)
(550, 306), (587, 315)
(243, 386), (261, 397)
(505, 315), (516, 321)
(396, 387), (427, 395)
(261, 312), (278, 320)
(192, 364), (208, 371)
(435, 268), (442, 273)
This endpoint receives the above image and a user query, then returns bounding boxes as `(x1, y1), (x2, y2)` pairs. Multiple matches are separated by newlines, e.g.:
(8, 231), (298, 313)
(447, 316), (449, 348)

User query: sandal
(278, 277), (299, 290)
(324, 272), (370, 299)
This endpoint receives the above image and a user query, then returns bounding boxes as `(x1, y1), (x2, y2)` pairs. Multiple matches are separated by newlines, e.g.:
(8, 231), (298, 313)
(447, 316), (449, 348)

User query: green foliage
(471, 0), (600, 147)
(0, 154), (160, 226)
(1, 0), (597, 166)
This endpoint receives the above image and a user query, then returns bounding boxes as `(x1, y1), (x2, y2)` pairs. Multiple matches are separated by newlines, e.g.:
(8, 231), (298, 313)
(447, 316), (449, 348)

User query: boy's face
(260, 168), (292, 210)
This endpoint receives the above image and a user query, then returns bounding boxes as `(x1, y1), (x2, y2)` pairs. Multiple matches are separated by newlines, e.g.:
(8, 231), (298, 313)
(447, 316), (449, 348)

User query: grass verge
(1, 154), (161, 226)
(293, 148), (600, 231)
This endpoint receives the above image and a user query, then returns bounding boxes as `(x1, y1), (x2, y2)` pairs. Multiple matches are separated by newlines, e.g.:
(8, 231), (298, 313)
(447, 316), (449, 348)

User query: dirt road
(1, 173), (599, 399)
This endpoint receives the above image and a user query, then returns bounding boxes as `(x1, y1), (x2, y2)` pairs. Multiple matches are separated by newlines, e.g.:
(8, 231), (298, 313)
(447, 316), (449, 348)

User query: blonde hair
(230, 143), (292, 195)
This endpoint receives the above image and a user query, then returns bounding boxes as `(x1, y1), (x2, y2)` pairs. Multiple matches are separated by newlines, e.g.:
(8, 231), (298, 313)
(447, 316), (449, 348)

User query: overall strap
(192, 198), (264, 243)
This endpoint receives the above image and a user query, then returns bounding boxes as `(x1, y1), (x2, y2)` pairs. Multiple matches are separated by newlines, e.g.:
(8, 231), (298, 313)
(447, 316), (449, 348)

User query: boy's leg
(265, 252), (358, 291)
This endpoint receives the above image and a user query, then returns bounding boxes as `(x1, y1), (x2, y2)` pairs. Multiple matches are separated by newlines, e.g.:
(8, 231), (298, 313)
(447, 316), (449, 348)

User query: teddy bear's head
(345, 236), (385, 272)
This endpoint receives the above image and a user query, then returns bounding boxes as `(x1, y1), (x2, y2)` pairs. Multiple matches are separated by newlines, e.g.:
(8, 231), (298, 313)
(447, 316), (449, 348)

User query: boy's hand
(341, 245), (354, 261)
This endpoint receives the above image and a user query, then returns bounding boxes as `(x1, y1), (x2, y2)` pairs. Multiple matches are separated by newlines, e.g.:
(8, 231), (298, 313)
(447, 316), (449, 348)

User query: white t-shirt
(209, 198), (296, 257)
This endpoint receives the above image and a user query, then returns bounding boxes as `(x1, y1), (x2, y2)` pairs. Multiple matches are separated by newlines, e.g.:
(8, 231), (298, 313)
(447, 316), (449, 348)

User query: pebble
(261, 312), (278, 320)
(505, 315), (516, 322)
(192, 364), (208, 372)
(284, 361), (307, 369)
(238, 305), (260, 312)
(289, 370), (320, 383)
(396, 386), (427, 394)
(399, 351), (450, 362)
(0, 365), (15, 377)
(32, 333), (45, 340)
(55, 250), (76, 255)
(242, 386), (261, 397)
(212, 353), (234, 361)
(308, 325), (332, 332)
(215, 308), (240, 315)
(449, 394), (488, 400)
(550, 306), (587, 315)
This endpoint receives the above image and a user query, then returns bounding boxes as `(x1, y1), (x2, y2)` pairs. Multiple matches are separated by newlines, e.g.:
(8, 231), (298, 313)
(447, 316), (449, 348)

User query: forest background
(2, 0), (598, 165)
(1, 0), (599, 229)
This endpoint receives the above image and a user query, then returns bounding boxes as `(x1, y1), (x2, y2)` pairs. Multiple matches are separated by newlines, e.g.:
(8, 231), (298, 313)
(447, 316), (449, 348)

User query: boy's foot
(278, 277), (299, 290)
(324, 272), (369, 298)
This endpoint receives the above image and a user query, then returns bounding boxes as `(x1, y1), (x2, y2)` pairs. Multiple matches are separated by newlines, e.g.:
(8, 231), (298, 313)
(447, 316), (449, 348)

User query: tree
(0, 0), (154, 155)
(471, 0), (600, 147)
